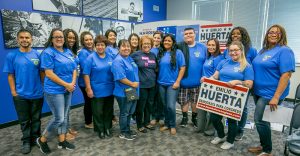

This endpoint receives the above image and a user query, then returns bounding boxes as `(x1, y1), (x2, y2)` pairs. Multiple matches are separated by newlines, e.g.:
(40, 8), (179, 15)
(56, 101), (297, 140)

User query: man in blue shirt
(177, 28), (207, 128)
(3, 29), (44, 154)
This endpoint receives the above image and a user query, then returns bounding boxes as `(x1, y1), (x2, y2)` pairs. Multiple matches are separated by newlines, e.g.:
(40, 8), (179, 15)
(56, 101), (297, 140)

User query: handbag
(124, 87), (139, 101)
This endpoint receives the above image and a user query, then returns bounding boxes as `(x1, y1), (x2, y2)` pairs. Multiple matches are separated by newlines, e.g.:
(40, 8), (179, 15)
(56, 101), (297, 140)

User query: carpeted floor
(0, 97), (294, 156)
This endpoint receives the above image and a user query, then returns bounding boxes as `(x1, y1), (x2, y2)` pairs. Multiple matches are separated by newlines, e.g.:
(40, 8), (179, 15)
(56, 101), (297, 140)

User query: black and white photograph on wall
(1, 9), (61, 48)
(103, 20), (132, 43)
(83, 0), (117, 19)
(118, 0), (143, 22)
(102, 20), (116, 33)
(62, 16), (102, 39)
(33, 0), (82, 15)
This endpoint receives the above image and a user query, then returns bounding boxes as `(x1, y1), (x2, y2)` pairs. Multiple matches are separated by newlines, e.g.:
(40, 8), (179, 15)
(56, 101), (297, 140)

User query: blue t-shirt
(78, 48), (94, 87)
(180, 43), (207, 88)
(82, 52), (114, 98)
(106, 46), (119, 59)
(223, 47), (257, 64)
(131, 51), (157, 88)
(111, 54), (139, 97)
(217, 59), (254, 82)
(41, 47), (77, 94)
(150, 47), (159, 57)
(203, 54), (225, 77)
(252, 45), (295, 100)
(3, 49), (43, 99)
(157, 49), (186, 86)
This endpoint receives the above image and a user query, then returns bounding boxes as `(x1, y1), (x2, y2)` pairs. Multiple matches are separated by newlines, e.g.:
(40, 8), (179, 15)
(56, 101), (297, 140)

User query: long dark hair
(226, 26), (251, 56)
(128, 33), (140, 53)
(262, 24), (287, 52)
(44, 28), (68, 49)
(63, 28), (79, 56)
(158, 34), (177, 69)
(206, 38), (221, 58)
(105, 29), (117, 48)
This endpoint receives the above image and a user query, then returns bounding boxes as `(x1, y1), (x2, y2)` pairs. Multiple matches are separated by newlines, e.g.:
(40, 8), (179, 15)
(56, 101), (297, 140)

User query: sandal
(145, 125), (155, 130)
(138, 127), (147, 133)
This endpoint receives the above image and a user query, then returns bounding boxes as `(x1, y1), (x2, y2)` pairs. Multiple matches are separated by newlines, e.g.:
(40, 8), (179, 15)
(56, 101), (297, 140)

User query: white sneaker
(220, 141), (234, 150)
(211, 137), (226, 145)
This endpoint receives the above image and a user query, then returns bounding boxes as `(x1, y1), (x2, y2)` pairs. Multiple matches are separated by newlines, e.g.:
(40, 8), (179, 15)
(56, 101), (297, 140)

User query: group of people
(3, 24), (295, 156)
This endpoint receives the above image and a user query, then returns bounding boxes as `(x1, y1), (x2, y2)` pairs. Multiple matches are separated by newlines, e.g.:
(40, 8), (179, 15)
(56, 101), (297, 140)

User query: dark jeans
(80, 86), (93, 125)
(153, 84), (164, 120)
(116, 96), (137, 134)
(136, 87), (156, 128)
(13, 96), (43, 144)
(91, 96), (114, 133)
(253, 94), (283, 153)
(159, 85), (179, 128)
(237, 103), (248, 133)
(211, 113), (237, 144)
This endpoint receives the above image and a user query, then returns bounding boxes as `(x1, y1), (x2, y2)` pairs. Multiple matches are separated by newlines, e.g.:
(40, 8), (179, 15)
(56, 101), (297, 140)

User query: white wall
(166, 0), (300, 99)
(167, 0), (194, 20)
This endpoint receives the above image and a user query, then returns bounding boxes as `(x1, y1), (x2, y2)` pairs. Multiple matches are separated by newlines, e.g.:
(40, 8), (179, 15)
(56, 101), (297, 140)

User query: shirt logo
(207, 59), (213, 66)
(233, 67), (240, 72)
(108, 61), (112, 66)
(31, 59), (39, 66)
(262, 55), (271, 61)
(68, 56), (75, 62)
(194, 51), (200, 57)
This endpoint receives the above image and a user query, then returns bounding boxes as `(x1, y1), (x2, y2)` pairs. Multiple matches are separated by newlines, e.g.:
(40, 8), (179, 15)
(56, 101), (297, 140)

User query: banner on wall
(199, 23), (233, 51)
(196, 78), (249, 121)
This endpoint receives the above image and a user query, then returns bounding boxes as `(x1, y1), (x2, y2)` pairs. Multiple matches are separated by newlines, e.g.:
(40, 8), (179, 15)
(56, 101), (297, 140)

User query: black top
(131, 51), (157, 88)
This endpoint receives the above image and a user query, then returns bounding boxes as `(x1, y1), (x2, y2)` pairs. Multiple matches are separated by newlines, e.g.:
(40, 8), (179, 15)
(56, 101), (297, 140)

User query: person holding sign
(223, 27), (258, 141)
(248, 25), (295, 156)
(158, 34), (186, 135)
(207, 41), (254, 150)
(199, 38), (224, 135)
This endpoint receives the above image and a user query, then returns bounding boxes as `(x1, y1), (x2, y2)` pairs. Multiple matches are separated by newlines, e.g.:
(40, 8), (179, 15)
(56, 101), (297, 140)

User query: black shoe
(58, 140), (75, 150)
(192, 118), (198, 128)
(36, 137), (51, 154)
(105, 129), (112, 138)
(119, 133), (134, 141)
(98, 132), (105, 139)
(21, 142), (31, 154)
(129, 130), (137, 137)
(180, 117), (188, 127)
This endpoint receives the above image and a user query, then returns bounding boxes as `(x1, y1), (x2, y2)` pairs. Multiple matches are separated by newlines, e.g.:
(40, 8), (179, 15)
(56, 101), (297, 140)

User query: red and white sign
(196, 78), (249, 121)
(199, 23), (233, 52)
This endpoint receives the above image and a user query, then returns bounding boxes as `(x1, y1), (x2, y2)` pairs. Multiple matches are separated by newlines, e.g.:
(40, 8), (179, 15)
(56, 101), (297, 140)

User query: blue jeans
(159, 85), (179, 128)
(43, 92), (72, 136)
(253, 94), (283, 153)
(116, 96), (137, 134)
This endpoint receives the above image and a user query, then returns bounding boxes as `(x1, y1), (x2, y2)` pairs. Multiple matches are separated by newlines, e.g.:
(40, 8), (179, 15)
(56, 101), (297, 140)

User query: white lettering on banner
(197, 78), (249, 121)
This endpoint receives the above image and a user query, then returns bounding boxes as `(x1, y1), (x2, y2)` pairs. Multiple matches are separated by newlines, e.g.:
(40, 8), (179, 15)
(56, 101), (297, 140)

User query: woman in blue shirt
(223, 26), (258, 140)
(111, 39), (139, 141)
(208, 41), (254, 150)
(131, 36), (157, 133)
(248, 25), (295, 156)
(78, 31), (95, 129)
(37, 28), (77, 154)
(199, 38), (224, 136)
(63, 28), (79, 140)
(83, 35), (114, 139)
(105, 29), (119, 59)
(158, 34), (186, 135)
(150, 31), (164, 126)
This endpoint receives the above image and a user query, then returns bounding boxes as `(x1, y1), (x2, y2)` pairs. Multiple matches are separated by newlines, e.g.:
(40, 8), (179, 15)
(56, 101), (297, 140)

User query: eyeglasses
(268, 32), (281, 35)
(52, 36), (64, 39)
(229, 49), (241, 53)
